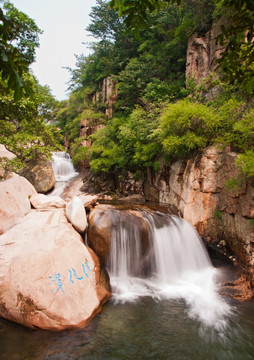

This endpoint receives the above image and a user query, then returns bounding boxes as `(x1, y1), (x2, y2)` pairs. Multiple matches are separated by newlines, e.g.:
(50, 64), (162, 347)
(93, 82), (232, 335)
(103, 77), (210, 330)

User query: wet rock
(220, 275), (254, 301)
(0, 175), (37, 235)
(88, 204), (151, 267)
(87, 205), (113, 265)
(66, 196), (87, 233)
(0, 209), (111, 330)
(19, 158), (55, 194)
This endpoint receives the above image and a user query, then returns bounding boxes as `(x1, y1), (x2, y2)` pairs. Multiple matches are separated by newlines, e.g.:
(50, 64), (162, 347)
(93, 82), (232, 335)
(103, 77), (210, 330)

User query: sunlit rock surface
(0, 175), (37, 235)
(0, 209), (111, 331)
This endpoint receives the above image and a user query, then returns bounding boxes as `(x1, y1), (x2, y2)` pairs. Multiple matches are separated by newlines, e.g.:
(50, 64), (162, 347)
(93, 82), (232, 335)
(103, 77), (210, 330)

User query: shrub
(159, 99), (220, 160)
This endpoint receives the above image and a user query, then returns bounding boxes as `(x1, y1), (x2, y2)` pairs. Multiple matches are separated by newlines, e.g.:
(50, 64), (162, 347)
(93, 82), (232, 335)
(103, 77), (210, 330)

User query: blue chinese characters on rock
(48, 261), (94, 295)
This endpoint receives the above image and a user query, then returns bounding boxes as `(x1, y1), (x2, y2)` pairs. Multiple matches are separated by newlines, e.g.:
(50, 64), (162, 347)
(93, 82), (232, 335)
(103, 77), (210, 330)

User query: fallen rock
(66, 196), (87, 233)
(0, 175), (37, 235)
(19, 158), (56, 194)
(0, 209), (111, 330)
(30, 193), (66, 209)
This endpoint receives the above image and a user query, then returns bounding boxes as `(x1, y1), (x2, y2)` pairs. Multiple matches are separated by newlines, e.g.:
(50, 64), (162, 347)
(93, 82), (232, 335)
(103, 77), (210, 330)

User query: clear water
(0, 296), (254, 360)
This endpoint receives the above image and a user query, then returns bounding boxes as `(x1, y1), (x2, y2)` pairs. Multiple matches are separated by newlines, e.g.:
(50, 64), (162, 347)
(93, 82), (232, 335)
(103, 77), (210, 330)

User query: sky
(11, 0), (98, 100)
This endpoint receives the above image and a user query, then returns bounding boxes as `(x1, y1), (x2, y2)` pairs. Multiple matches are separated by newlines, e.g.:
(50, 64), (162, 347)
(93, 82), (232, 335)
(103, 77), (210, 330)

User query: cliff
(143, 145), (254, 290)
(186, 19), (224, 83)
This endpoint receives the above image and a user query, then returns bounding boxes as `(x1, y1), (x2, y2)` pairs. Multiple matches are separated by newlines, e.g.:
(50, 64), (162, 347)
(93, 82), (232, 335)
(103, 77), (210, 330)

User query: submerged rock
(66, 196), (87, 233)
(0, 208), (111, 331)
(19, 158), (56, 194)
(0, 175), (37, 235)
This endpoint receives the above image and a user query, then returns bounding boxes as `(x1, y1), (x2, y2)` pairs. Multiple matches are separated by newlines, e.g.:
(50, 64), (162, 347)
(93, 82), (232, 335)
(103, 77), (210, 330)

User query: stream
(1, 153), (253, 359)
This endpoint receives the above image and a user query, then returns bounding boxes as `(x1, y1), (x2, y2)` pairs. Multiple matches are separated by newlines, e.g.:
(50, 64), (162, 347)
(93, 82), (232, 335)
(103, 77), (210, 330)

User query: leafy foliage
(0, 3), (63, 175)
(0, 2), (42, 99)
(159, 100), (220, 159)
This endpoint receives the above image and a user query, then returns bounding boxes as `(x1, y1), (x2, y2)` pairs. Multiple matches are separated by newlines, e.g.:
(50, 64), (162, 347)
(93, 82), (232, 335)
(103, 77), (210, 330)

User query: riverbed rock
(19, 158), (56, 194)
(0, 175), (37, 235)
(66, 196), (87, 233)
(30, 193), (66, 209)
(0, 208), (111, 330)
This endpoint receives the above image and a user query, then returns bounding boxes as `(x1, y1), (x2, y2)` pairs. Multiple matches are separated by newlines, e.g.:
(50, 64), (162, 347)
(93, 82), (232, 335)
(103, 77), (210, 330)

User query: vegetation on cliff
(56, 0), (253, 184)
(1, 1), (253, 182)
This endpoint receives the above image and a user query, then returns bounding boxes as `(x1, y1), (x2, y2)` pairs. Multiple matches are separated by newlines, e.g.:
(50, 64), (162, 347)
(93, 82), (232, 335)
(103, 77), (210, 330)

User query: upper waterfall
(49, 152), (78, 196)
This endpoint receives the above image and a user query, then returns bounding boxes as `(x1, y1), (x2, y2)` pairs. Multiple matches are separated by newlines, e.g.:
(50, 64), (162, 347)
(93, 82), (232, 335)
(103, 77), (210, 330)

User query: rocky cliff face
(79, 76), (117, 161)
(144, 146), (254, 286)
(92, 76), (117, 118)
(186, 19), (224, 83)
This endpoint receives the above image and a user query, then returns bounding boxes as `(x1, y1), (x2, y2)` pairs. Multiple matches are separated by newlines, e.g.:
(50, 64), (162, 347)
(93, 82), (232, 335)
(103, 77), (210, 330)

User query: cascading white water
(50, 152), (78, 196)
(108, 209), (232, 330)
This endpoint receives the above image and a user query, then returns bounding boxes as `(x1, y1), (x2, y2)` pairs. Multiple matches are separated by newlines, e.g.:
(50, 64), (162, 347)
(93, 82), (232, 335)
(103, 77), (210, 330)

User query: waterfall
(108, 208), (232, 329)
(50, 152), (78, 196)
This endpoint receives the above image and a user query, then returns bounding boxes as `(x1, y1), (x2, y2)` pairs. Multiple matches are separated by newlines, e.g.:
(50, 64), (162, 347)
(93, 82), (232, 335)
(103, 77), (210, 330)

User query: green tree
(0, 1), (42, 99)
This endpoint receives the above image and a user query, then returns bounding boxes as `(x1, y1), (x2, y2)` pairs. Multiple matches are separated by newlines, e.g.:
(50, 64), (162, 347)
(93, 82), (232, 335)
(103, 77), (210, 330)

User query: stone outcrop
(144, 146), (254, 282)
(92, 76), (117, 118)
(186, 19), (224, 83)
(0, 175), (37, 235)
(19, 158), (56, 193)
(0, 208), (111, 331)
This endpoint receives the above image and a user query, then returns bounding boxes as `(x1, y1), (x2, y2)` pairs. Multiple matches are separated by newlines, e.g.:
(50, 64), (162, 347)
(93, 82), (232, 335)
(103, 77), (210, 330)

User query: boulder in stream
(0, 208), (111, 331)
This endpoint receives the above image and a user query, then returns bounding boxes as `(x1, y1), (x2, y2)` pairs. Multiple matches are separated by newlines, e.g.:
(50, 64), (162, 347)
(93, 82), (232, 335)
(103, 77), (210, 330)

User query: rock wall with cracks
(144, 146), (254, 280)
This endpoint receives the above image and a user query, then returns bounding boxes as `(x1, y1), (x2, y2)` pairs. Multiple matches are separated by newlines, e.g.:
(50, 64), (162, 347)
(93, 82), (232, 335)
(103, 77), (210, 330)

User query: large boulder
(19, 158), (56, 194)
(0, 175), (37, 235)
(0, 208), (111, 331)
